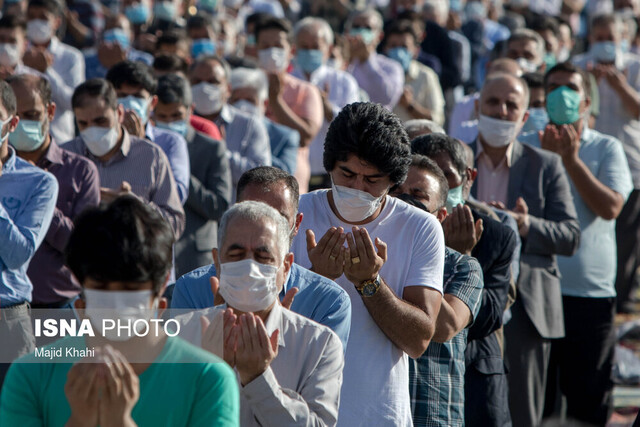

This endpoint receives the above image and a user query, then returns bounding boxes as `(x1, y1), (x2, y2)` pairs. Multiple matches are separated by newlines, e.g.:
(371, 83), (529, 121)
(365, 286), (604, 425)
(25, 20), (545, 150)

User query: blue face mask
(621, 39), (630, 53)
(590, 41), (617, 63)
(521, 107), (549, 134)
(155, 119), (188, 137)
(118, 95), (150, 124)
(103, 28), (130, 50)
(153, 1), (176, 21)
(197, 0), (218, 12)
(446, 184), (465, 213)
(387, 47), (412, 72)
(449, 0), (463, 12)
(9, 119), (46, 152)
(465, 1), (487, 20)
(295, 49), (324, 74)
(124, 3), (150, 25)
(191, 38), (217, 59)
(546, 86), (582, 125)
(350, 28), (376, 45)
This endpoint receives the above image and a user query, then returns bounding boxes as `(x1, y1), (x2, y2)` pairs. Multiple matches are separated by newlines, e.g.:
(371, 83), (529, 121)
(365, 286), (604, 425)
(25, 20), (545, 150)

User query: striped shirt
(62, 128), (185, 239)
(409, 248), (484, 427)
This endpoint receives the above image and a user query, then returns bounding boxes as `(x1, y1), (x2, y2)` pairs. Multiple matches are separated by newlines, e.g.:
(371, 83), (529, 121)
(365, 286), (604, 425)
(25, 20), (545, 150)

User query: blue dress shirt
(145, 123), (190, 205)
(0, 147), (58, 307)
(264, 117), (299, 175)
(84, 48), (154, 80)
(171, 262), (351, 352)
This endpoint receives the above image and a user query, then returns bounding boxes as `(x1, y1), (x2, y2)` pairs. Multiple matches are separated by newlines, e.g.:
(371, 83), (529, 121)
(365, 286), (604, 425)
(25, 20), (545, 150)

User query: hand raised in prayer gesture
(97, 346), (139, 427)
(65, 359), (100, 427)
(539, 124), (580, 164)
(306, 227), (347, 280)
(443, 205), (483, 255)
(344, 226), (386, 285)
(234, 313), (279, 386)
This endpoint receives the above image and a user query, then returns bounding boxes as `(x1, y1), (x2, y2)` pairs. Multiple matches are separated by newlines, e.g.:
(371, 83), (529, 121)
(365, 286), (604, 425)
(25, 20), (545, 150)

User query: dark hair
(28, 0), (61, 15)
(411, 133), (467, 181)
(156, 29), (189, 48)
(324, 102), (411, 185)
(384, 19), (419, 45)
(255, 16), (292, 43)
(522, 72), (545, 90)
(72, 78), (118, 110)
(246, 12), (273, 30)
(0, 81), (16, 116)
(411, 154), (449, 210)
(157, 73), (192, 107)
(187, 12), (219, 33)
(395, 10), (426, 35)
(6, 74), (52, 105)
(530, 16), (560, 37)
(0, 14), (26, 30)
(236, 166), (300, 212)
(544, 61), (591, 98)
(153, 54), (188, 75)
(106, 60), (158, 94)
(66, 196), (175, 294)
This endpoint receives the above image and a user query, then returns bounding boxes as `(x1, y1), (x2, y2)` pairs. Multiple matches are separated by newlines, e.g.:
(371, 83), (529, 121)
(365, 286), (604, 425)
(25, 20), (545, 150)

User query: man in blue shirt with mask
(0, 79), (58, 391)
(172, 166), (351, 352)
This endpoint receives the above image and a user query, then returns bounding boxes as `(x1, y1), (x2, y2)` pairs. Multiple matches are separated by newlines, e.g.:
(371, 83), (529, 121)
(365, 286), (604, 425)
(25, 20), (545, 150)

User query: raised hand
(97, 346), (139, 427)
(65, 360), (100, 427)
(306, 227), (347, 280)
(344, 227), (386, 285)
(234, 313), (279, 386)
(443, 205), (484, 255)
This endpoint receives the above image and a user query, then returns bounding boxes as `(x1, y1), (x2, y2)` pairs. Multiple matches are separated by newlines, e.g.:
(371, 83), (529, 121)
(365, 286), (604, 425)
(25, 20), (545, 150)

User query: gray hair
(405, 119), (446, 139)
(217, 201), (290, 262)
(424, 0), (450, 24)
(294, 17), (335, 46)
(230, 67), (268, 103)
(507, 28), (546, 62)
(190, 55), (232, 80)
(346, 8), (383, 32)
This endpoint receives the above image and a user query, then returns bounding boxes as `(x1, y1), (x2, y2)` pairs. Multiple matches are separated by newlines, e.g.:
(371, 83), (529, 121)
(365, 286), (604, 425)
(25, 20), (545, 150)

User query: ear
(53, 16), (62, 31)
(8, 115), (19, 133)
(294, 212), (303, 237)
(521, 109), (530, 125)
(469, 167), (478, 183)
(47, 101), (56, 122)
(117, 104), (125, 123)
(212, 248), (221, 277)
(283, 252), (293, 276)
(149, 95), (158, 110)
(436, 207), (447, 222)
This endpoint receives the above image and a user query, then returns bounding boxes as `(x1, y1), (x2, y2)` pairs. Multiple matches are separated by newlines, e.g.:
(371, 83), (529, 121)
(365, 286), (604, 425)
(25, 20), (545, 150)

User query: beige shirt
(475, 140), (514, 206)
(175, 302), (344, 426)
(393, 60), (446, 126)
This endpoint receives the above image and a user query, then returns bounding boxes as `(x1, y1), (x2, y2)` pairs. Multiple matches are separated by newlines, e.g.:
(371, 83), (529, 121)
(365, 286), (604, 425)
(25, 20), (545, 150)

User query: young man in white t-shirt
(290, 102), (445, 427)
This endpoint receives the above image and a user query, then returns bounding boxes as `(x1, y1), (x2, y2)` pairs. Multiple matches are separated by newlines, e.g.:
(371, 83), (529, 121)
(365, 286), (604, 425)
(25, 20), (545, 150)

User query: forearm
(564, 157), (624, 219)
(0, 205), (39, 269)
(362, 279), (439, 359)
(406, 102), (433, 120)
(186, 174), (230, 221)
(45, 207), (75, 253)
(269, 96), (316, 147)
(432, 298), (461, 343)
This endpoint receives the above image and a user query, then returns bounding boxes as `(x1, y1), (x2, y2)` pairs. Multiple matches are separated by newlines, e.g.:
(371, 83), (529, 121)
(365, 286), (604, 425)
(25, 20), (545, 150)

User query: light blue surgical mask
(155, 119), (188, 137)
(543, 52), (556, 70)
(197, 0), (218, 13)
(590, 41), (617, 63)
(118, 95), (150, 124)
(350, 28), (376, 45)
(465, 1), (487, 20)
(295, 49), (324, 74)
(124, 3), (150, 25)
(446, 184), (465, 213)
(621, 39), (630, 53)
(9, 119), (46, 152)
(546, 86), (582, 125)
(103, 28), (130, 50)
(153, 1), (176, 20)
(520, 107), (549, 134)
(191, 38), (217, 59)
(387, 47), (412, 72)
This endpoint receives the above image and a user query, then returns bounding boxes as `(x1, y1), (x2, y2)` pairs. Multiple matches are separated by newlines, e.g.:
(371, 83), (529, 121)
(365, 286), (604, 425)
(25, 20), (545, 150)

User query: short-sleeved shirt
(0, 336), (240, 426)
(522, 128), (633, 297)
(409, 248), (484, 427)
(291, 191), (445, 427)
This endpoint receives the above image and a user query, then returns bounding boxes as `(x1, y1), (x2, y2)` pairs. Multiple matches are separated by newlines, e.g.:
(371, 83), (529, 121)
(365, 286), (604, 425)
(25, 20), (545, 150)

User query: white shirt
(175, 302), (344, 427)
(393, 60), (446, 126)
(291, 191), (445, 427)
(573, 51), (640, 187)
(291, 65), (361, 175)
(45, 37), (85, 143)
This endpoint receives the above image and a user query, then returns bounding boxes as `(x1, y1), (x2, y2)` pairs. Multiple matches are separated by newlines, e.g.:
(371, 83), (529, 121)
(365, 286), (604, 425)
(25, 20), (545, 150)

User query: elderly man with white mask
(176, 200), (344, 426)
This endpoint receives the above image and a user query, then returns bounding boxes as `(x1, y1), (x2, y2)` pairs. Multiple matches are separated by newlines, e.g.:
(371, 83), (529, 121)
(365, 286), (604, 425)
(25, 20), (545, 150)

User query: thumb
(375, 237), (388, 261)
(200, 315), (211, 336)
(475, 218), (484, 241)
(281, 287), (298, 310)
(209, 276), (219, 297)
(270, 330), (279, 352)
(306, 229), (317, 251)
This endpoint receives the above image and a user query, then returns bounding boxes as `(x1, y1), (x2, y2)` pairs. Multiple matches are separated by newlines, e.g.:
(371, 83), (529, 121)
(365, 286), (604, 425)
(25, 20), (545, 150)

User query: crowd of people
(0, 0), (639, 425)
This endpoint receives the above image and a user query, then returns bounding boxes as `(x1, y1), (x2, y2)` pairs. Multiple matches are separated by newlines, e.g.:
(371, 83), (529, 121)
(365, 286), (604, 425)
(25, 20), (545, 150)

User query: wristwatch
(356, 275), (381, 297)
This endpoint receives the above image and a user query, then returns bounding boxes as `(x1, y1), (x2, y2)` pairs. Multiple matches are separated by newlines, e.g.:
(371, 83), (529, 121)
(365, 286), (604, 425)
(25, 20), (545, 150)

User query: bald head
(6, 73), (51, 107)
(487, 58), (523, 77)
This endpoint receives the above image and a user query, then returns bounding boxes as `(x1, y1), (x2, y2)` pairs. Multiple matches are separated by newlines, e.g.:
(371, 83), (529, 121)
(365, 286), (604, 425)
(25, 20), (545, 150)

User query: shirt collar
(219, 104), (233, 125)
(39, 137), (63, 167)
(47, 37), (59, 53)
(144, 121), (155, 141)
(476, 137), (514, 167)
(263, 302), (286, 348)
(2, 145), (16, 172)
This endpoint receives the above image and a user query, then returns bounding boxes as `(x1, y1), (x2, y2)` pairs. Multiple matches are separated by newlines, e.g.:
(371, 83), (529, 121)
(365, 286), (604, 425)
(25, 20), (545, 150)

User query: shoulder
(61, 41), (83, 59)
(387, 195), (441, 230)
(291, 264), (350, 301)
(177, 263), (217, 284)
(15, 157), (57, 186)
(192, 131), (225, 150)
(299, 189), (327, 210)
(151, 127), (186, 147)
(131, 136), (168, 157)
(520, 140), (562, 166)
(571, 53), (589, 67)
(59, 146), (97, 172)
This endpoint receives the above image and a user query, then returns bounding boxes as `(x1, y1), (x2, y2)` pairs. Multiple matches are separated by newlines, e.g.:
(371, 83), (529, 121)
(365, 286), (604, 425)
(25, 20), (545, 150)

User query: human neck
(17, 134), (51, 164)
(479, 135), (511, 168)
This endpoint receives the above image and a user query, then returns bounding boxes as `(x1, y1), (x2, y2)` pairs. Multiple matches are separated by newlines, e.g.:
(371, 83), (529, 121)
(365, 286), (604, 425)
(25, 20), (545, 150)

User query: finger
(101, 352), (121, 399)
(359, 228), (376, 261)
(316, 228), (336, 253)
(240, 315), (254, 354)
(463, 205), (475, 235)
(255, 316), (271, 352)
(475, 218), (484, 241)
(352, 227), (368, 262)
(336, 245), (346, 269)
(246, 313), (261, 351)
(323, 227), (342, 256)
(200, 314), (211, 339)
(281, 287), (298, 310)
(305, 229), (317, 251)
(346, 231), (358, 258)
(375, 237), (387, 262)
(109, 347), (137, 392)
(270, 329), (279, 353)
(105, 346), (126, 378)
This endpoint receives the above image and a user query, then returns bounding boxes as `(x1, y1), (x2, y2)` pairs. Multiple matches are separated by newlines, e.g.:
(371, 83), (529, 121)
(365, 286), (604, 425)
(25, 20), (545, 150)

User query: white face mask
(477, 114), (521, 147)
(192, 82), (223, 116)
(218, 259), (279, 313)
(516, 57), (539, 73)
(0, 43), (20, 67)
(27, 19), (52, 44)
(81, 126), (119, 157)
(233, 99), (262, 116)
(331, 178), (385, 222)
(84, 289), (157, 342)
(258, 47), (289, 73)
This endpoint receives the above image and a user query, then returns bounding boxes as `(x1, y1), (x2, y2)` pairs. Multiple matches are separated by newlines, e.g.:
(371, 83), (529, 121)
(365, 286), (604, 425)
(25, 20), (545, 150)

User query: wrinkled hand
(346, 34), (369, 63)
(235, 313), (279, 386)
(443, 205), (484, 255)
(492, 197), (530, 237)
(602, 64), (628, 89)
(209, 276), (298, 309)
(268, 72), (284, 103)
(97, 42), (127, 70)
(123, 110), (146, 139)
(23, 47), (53, 73)
(307, 227), (347, 280)
(200, 306), (237, 365)
(344, 227), (386, 285)
(96, 346), (139, 427)
(65, 360), (100, 427)
(539, 124), (580, 164)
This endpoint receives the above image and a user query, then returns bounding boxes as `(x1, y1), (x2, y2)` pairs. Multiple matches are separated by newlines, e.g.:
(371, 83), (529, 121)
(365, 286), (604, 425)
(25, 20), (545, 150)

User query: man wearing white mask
(291, 17), (360, 191)
(176, 200), (344, 426)
(63, 78), (185, 241)
(188, 55), (271, 195)
(468, 73), (580, 427)
(290, 102), (445, 427)
(229, 67), (299, 175)
(504, 29), (547, 74)
(572, 14), (640, 314)
(255, 16), (323, 193)
(25, 0), (84, 144)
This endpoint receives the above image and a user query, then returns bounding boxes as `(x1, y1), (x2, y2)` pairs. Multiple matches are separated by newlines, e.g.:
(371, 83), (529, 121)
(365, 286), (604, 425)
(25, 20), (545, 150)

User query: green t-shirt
(0, 336), (239, 427)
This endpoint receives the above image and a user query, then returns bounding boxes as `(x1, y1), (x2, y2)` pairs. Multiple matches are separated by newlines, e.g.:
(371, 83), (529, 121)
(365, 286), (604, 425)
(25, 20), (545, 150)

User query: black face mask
(396, 193), (429, 213)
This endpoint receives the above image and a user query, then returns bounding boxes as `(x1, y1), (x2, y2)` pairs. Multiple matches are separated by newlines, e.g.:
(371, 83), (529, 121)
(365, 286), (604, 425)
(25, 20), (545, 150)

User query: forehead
(337, 153), (384, 175)
(221, 216), (279, 250)
(546, 70), (584, 90)
(193, 60), (225, 78)
(239, 182), (294, 213)
(508, 38), (537, 52)
(353, 14), (375, 26)
(296, 26), (321, 42)
(155, 101), (185, 114)
(593, 23), (617, 36)
(407, 166), (437, 188)
(481, 77), (527, 102)
(74, 97), (112, 118)
(258, 28), (288, 43)
(10, 81), (42, 109)
(231, 86), (258, 98)
(386, 32), (413, 44)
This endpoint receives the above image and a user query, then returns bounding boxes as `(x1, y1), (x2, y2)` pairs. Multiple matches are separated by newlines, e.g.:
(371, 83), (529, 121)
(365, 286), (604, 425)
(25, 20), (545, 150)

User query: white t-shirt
(291, 190), (445, 427)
